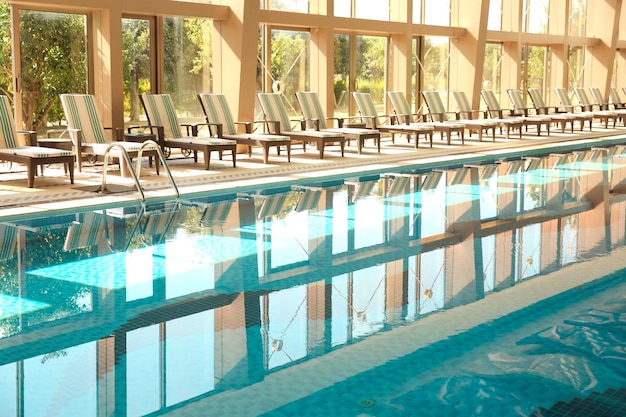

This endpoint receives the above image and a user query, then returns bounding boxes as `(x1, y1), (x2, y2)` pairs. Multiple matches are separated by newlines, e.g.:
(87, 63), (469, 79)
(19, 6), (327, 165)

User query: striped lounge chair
(590, 87), (626, 126)
(0, 95), (74, 187)
(420, 91), (468, 145)
(449, 90), (498, 141)
(198, 93), (291, 164)
(572, 87), (619, 129)
(525, 88), (583, 132)
(355, 91), (434, 148)
(610, 88), (626, 109)
(60, 94), (160, 175)
(481, 89), (548, 137)
(295, 91), (381, 154)
(141, 93), (237, 170)
(257, 93), (345, 159)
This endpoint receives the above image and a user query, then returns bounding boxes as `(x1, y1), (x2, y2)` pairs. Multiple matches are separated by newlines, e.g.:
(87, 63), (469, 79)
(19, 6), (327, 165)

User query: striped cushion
(295, 91), (328, 129)
(451, 91), (472, 113)
(387, 91), (412, 117)
(352, 92), (378, 118)
(257, 93), (295, 133)
(610, 88), (622, 106)
(0, 224), (17, 261)
(508, 89), (527, 110)
(0, 95), (19, 149)
(481, 90), (502, 111)
(0, 146), (73, 158)
(63, 212), (104, 251)
(573, 88), (591, 107)
(60, 94), (108, 144)
(590, 88), (605, 106)
(198, 93), (238, 135)
(141, 94), (184, 139)
(528, 88), (547, 108)
(422, 91), (449, 121)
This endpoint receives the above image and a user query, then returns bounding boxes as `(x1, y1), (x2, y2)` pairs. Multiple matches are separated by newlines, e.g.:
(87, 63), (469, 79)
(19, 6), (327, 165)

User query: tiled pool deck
(2, 126), (626, 220)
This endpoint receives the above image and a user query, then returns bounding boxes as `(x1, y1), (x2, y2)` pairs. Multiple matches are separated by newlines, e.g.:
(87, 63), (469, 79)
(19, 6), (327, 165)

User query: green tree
(122, 19), (151, 123)
(0, 4), (13, 100)
(19, 10), (87, 130)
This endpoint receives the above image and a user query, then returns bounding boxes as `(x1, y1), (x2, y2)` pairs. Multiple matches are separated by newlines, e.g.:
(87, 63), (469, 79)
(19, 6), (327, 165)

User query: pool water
(1, 145), (626, 416)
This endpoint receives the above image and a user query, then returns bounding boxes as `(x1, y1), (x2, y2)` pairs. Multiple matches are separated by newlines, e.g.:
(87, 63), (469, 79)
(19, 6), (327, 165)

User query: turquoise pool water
(1, 145), (626, 416)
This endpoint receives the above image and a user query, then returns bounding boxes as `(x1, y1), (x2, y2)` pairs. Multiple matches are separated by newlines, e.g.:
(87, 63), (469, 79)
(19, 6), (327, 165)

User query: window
(18, 9), (87, 131)
(523, 0), (549, 34)
(122, 18), (152, 125)
(162, 17), (214, 122)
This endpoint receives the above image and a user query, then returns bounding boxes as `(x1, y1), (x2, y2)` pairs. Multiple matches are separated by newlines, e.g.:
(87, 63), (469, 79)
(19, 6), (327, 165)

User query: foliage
(122, 19), (151, 122)
(162, 17), (213, 118)
(19, 10), (87, 130)
(0, 4), (13, 100)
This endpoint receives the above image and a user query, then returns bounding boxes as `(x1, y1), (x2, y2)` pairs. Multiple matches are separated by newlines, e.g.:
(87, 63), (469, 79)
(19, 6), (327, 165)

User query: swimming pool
(1, 143), (626, 416)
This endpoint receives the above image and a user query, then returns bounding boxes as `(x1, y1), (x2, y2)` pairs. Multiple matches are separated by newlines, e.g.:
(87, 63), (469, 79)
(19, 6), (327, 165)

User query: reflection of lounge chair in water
(63, 211), (105, 251)
(0, 224), (17, 261)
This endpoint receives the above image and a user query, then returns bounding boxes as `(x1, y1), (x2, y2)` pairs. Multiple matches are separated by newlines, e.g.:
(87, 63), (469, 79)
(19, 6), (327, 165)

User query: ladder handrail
(101, 143), (145, 200)
(141, 140), (179, 198)
(100, 140), (179, 201)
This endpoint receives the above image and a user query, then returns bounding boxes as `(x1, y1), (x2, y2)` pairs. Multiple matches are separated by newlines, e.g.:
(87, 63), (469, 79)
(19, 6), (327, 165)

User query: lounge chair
(449, 90), (498, 141)
(506, 89), (552, 136)
(295, 91), (381, 153)
(551, 88), (596, 130)
(353, 91), (434, 148)
(568, 88), (618, 129)
(521, 88), (580, 132)
(610, 88), (626, 109)
(257, 92), (345, 159)
(60, 94), (160, 175)
(589, 87), (626, 126)
(582, 88), (624, 127)
(0, 224), (17, 261)
(481, 89), (548, 137)
(0, 95), (74, 187)
(197, 93), (291, 164)
(420, 91), (469, 145)
(140, 93), (237, 170)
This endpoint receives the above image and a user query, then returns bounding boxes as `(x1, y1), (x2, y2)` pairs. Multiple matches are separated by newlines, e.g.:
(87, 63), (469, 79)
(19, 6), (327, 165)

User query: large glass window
(524, 45), (549, 96)
(424, 0), (450, 26)
(122, 18), (152, 126)
(356, 35), (387, 111)
(263, 0), (309, 13)
(19, 9), (87, 131)
(484, 43), (504, 99)
(523, 0), (549, 34)
(422, 36), (450, 92)
(568, 46), (586, 89)
(487, 0), (503, 31)
(260, 28), (310, 118)
(569, 0), (587, 37)
(162, 17), (213, 123)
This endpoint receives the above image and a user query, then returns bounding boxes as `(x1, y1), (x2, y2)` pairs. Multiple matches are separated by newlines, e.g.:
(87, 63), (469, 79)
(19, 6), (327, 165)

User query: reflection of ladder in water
(101, 140), (179, 201)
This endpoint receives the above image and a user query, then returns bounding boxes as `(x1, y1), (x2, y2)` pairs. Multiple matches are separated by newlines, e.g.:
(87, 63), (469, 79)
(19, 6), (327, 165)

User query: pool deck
(1, 124), (626, 220)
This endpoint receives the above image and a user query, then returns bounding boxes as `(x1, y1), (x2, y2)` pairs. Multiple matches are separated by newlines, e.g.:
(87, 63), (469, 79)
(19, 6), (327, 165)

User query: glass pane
(269, 29), (310, 118)
(487, 0), (502, 31)
(334, 0), (351, 17)
(263, 0), (309, 12)
(356, 35), (386, 112)
(569, 0), (587, 37)
(0, 4), (13, 100)
(334, 34), (350, 119)
(525, 45), (548, 96)
(424, 0), (450, 26)
(422, 36), (449, 92)
(568, 46), (585, 90)
(162, 17), (213, 123)
(122, 18), (151, 126)
(413, 0), (422, 23)
(524, 0), (549, 34)
(19, 10), (87, 131)
(483, 43), (503, 98)
(355, 0), (390, 21)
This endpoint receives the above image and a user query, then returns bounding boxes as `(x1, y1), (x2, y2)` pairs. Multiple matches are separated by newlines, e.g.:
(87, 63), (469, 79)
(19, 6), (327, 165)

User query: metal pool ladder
(100, 140), (179, 201)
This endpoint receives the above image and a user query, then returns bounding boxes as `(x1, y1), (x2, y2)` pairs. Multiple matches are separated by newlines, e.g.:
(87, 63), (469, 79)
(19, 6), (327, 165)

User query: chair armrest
(206, 122), (223, 137)
(264, 120), (282, 134)
(326, 116), (345, 128)
(301, 117), (321, 131)
(235, 121), (252, 133)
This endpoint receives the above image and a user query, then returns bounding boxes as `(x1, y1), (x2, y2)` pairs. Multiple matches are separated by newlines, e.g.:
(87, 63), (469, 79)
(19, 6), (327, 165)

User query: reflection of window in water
(262, 285), (308, 369)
